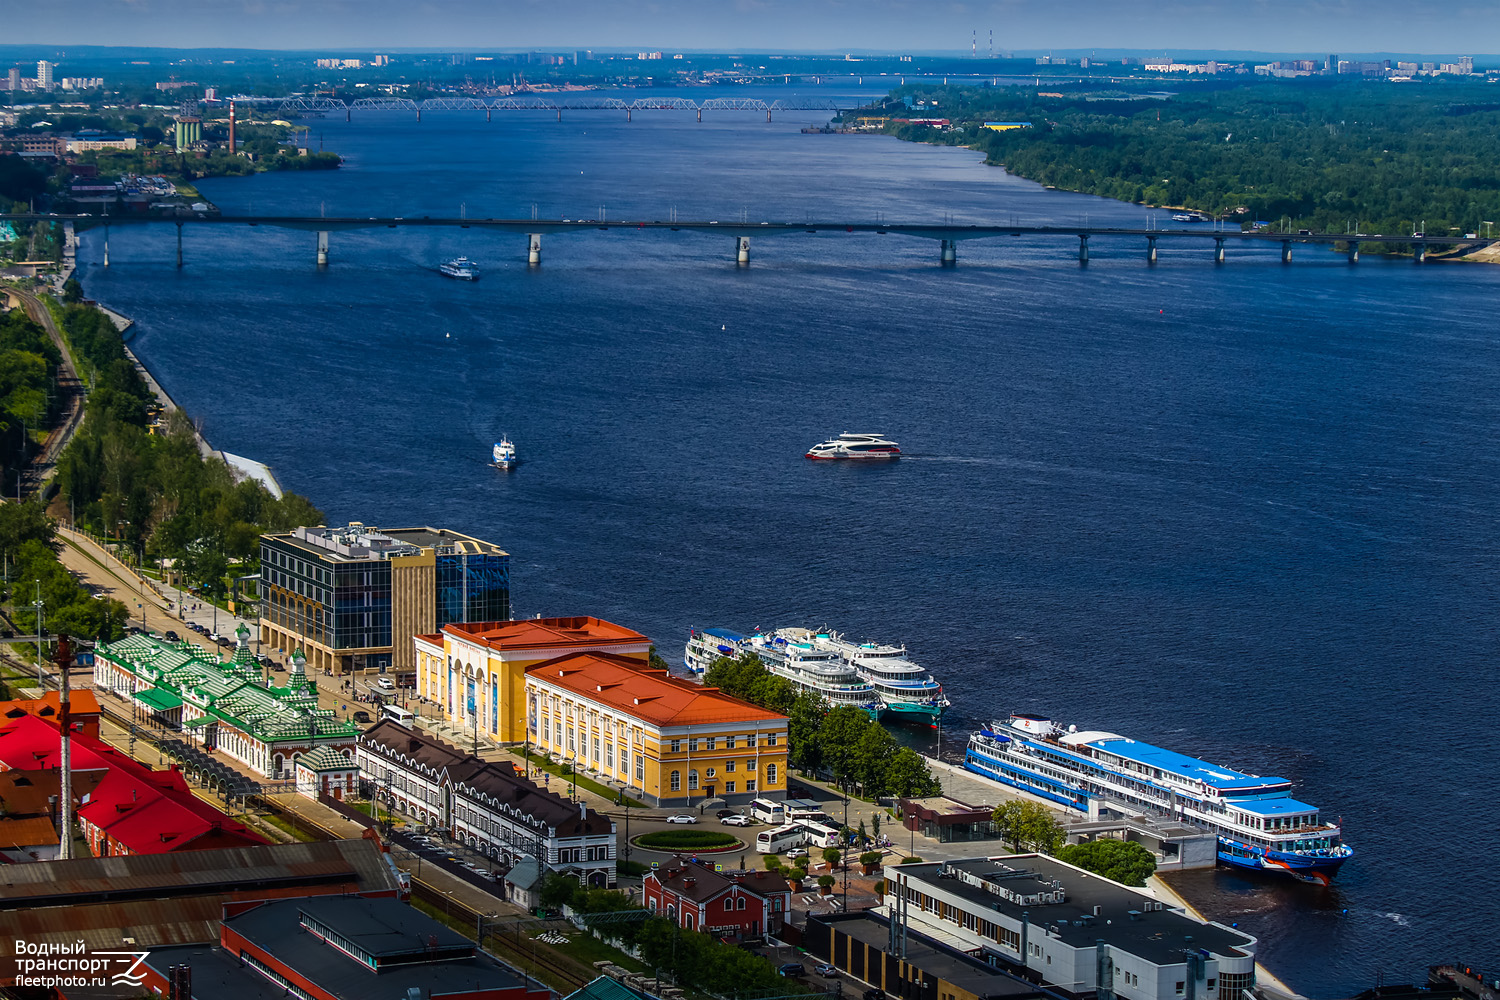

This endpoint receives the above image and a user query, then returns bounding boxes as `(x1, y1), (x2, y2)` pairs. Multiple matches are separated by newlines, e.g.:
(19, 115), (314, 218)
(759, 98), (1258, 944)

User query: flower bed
(633, 830), (744, 852)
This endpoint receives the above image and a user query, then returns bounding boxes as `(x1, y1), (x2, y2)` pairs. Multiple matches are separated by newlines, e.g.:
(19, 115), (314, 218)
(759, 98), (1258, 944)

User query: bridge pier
(736, 236), (751, 265)
(940, 239), (957, 266)
(345, 108), (350, 122)
(528, 233), (542, 266)
(697, 108), (702, 123)
(1414, 244), (1427, 263)
(416, 109), (421, 123)
(766, 109), (772, 123)
(316, 230), (329, 267)
(1077, 234), (1089, 264)
(1213, 237), (1225, 263)
(557, 108), (562, 122)
(1146, 236), (1157, 263)
(1281, 241), (1292, 263)
(486, 109), (491, 123)
(1348, 245), (1360, 263)
(175, 222), (182, 268)
(627, 108), (632, 122)
(102, 223), (109, 267)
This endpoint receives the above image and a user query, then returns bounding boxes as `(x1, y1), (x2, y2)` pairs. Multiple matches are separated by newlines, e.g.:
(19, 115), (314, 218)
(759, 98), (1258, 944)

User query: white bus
(749, 798), (786, 825)
(381, 704), (415, 727)
(800, 821), (844, 850)
(755, 824), (809, 854)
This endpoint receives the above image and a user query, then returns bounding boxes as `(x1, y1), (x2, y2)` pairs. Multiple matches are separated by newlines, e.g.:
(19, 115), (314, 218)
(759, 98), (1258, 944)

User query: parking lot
(387, 827), (511, 894)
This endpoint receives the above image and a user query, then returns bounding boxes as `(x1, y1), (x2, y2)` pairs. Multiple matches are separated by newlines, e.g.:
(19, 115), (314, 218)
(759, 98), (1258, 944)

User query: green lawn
(549, 930), (648, 974)
(509, 748), (645, 807)
(261, 813), (317, 843)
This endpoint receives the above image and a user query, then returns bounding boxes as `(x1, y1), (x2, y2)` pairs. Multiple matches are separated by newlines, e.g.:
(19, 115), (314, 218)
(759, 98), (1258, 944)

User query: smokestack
(228, 100), (236, 153)
(56, 635), (73, 861)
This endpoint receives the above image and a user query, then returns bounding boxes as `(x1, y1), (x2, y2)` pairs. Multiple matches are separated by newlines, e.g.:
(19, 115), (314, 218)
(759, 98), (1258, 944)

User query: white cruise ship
(750, 631), (880, 715)
(684, 628), (881, 716)
(806, 631), (949, 725)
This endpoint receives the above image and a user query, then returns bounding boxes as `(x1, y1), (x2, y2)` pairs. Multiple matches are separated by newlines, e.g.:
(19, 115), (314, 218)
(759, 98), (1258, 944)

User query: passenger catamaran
(684, 626), (948, 725)
(965, 713), (1353, 883)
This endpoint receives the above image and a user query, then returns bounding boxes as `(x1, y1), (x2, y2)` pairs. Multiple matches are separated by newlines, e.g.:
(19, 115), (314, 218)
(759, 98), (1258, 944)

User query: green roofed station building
(93, 625), (361, 780)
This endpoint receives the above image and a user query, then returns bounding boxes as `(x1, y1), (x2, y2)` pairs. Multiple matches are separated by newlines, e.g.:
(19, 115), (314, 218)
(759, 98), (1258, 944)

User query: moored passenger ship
(806, 631), (949, 725)
(684, 628), (881, 716)
(965, 713), (1353, 883)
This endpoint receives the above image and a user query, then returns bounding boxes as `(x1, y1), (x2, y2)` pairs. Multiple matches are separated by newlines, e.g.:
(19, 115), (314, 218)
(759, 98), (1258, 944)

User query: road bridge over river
(6, 213), (1477, 269)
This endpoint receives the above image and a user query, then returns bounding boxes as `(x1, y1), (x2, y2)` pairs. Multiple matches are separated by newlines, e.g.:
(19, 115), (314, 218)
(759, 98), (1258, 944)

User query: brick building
(642, 855), (792, 939)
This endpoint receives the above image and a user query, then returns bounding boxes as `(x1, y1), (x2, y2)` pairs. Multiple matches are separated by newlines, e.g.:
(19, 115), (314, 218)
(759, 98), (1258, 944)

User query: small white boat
(492, 437), (517, 469)
(441, 257), (479, 280)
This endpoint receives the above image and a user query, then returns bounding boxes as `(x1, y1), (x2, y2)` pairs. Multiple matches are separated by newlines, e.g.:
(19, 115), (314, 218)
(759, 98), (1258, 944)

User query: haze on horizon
(1, 0), (1495, 57)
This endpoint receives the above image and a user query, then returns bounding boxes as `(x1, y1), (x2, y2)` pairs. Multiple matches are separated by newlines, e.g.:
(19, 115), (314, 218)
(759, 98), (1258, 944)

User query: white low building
(885, 855), (1257, 1000)
(357, 719), (616, 885)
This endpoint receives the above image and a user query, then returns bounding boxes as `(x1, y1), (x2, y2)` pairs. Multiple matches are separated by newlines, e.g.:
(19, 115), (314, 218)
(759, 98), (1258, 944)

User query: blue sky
(2, 0), (1494, 55)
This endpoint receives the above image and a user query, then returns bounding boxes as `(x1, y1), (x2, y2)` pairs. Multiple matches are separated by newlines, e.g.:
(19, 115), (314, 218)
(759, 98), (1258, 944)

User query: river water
(75, 89), (1500, 995)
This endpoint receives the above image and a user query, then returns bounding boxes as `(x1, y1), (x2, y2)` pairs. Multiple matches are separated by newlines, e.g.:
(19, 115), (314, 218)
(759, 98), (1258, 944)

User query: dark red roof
(647, 855), (790, 904)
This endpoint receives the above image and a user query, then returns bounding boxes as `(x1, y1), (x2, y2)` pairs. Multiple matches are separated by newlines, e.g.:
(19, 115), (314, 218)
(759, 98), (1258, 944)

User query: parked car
(164, 630), (180, 641)
(664, 814), (698, 824)
(778, 964), (805, 978)
(720, 814), (752, 827)
(377, 675), (395, 690)
(715, 809), (739, 819)
(784, 848), (809, 861)
(864, 990), (884, 1000)
(815, 964), (838, 978)
(353, 711), (372, 723)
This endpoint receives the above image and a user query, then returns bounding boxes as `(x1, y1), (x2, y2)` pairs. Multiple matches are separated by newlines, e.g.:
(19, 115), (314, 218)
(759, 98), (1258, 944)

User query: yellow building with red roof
(525, 652), (789, 807)
(414, 616), (653, 743)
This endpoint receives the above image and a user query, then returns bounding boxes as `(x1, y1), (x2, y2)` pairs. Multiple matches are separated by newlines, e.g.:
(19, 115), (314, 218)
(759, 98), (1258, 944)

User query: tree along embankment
(53, 295), (322, 607)
(874, 79), (1500, 254)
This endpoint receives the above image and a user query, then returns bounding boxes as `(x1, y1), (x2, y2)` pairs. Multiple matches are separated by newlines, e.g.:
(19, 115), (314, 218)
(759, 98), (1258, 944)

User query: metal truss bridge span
(242, 95), (849, 121)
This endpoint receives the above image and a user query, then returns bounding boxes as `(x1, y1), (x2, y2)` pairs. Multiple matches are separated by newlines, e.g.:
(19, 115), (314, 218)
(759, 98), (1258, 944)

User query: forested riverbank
(876, 79), (1500, 248)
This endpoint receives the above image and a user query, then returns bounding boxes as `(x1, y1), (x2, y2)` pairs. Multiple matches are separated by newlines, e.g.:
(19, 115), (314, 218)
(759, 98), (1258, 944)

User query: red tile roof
(444, 616), (648, 653)
(0, 714), (265, 856)
(0, 714), (114, 771)
(77, 765), (264, 855)
(526, 653), (788, 728)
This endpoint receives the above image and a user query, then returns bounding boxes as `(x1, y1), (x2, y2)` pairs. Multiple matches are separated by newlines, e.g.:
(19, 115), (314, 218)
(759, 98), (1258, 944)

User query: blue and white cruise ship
(965, 713), (1353, 883)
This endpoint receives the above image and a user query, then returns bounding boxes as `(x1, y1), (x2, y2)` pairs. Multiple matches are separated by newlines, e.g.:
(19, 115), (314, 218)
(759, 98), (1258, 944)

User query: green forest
(879, 79), (1500, 247)
(53, 299), (322, 600)
(0, 305), (62, 476)
(704, 653), (941, 799)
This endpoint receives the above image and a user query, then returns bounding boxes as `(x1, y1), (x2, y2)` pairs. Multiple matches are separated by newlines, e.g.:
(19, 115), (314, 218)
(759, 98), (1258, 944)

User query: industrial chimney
(56, 635), (73, 861)
(228, 100), (237, 153)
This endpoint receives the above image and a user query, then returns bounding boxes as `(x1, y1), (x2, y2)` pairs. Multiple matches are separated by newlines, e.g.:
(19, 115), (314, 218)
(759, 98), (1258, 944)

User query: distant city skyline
(2, 0), (1497, 56)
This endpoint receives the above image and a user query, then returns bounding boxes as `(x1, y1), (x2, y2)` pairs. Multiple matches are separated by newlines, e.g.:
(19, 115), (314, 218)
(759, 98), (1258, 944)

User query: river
(75, 88), (1500, 995)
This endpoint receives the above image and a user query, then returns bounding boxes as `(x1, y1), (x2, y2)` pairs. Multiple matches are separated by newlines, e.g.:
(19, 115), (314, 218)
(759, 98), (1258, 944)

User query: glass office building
(260, 524), (509, 676)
